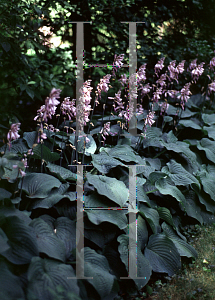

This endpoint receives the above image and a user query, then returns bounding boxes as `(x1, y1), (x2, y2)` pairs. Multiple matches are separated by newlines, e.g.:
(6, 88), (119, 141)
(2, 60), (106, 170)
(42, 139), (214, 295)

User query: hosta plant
(1, 54), (215, 299)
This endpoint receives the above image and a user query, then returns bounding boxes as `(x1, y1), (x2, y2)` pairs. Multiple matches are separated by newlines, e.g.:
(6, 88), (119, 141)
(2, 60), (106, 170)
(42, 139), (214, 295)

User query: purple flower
(99, 122), (111, 142)
(210, 57), (215, 70)
(109, 91), (124, 113)
(156, 73), (167, 87)
(155, 57), (165, 75)
(112, 54), (124, 76)
(34, 88), (61, 123)
(191, 62), (205, 83)
(145, 111), (155, 127)
(136, 103), (144, 115)
(178, 82), (191, 110)
(60, 97), (76, 120)
(140, 83), (151, 96)
(208, 80), (215, 95)
(165, 90), (178, 99)
(119, 73), (128, 86)
(137, 64), (147, 83)
(95, 74), (112, 103)
(159, 101), (169, 115)
(7, 123), (21, 144)
(153, 87), (163, 103)
(76, 80), (93, 130)
(188, 59), (197, 72)
(176, 60), (186, 74)
(168, 60), (177, 81)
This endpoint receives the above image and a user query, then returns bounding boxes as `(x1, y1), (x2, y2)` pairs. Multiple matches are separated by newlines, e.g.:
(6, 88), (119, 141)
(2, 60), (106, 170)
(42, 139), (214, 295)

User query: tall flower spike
(191, 62), (205, 83)
(76, 80), (93, 131)
(7, 123), (21, 144)
(60, 97), (76, 120)
(112, 54), (124, 76)
(95, 74), (112, 105)
(34, 88), (61, 123)
(155, 57), (165, 75)
(137, 64), (147, 83)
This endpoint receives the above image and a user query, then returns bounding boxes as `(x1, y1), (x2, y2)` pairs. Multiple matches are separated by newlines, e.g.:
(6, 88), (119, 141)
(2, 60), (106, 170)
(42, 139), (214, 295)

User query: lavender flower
(60, 97), (76, 120)
(156, 73), (167, 87)
(137, 64), (147, 83)
(76, 80), (93, 131)
(119, 73), (128, 86)
(208, 80), (215, 95)
(95, 74), (112, 104)
(168, 60), (177, 81)
(112, 54), (124, 76)
(191, 62), (205, 82)
(34, 88), (61, 123)
(99, 122), (111, 142)
(140, 83), (151, 96)
(155, 57), (165, 75)
(165, 90), (178, 99)
(210, 57), (215, 70)
(188, 59), (197, 72)
(178, 82), (191, 110)
(7, 123), (21, 143)
(176, 60), (186, 74)
(168, 60), (185, 83)
(152, 87), (163, 103)
(108, 91), (124, 113)
(159, 101), (169, 115)
(145, 111), (155, 127)
(136, 103), (144, 115)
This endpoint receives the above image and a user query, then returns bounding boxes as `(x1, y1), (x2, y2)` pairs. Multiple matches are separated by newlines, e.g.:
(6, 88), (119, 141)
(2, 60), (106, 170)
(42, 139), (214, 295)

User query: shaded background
(0, 0), (215, 136)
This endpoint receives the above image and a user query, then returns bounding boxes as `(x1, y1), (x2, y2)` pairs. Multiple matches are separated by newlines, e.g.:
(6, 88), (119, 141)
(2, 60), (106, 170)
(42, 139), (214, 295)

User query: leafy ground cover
(142, 223), (215, 300)
(1, 55), (215, 299)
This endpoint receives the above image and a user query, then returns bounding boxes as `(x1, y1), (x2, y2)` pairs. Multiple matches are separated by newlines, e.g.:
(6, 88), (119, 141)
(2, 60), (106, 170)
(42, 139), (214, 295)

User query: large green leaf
(118, 234), (152, 289)
(0, 216), (39, 264)
(157, 207), (175, 228)
(203, 126), (215, 140)
(40, 215), (77, 259)
(85, 209), (128, 229)
(139, 203), (160, 234)
(155, 177), (187, 209)
(27, 257), (80, 300)
(23, 131), (38, 148)
(32, 143), (60, 162)
(137, 214), (148, 250)
(86, 173), (128, 207)
(161, 160), (200, 189)
(0, 260), (25, 300)
(28, 183), (73, 209)
(20, 173), (61, 198)
(100, 144), (140, 163)
(91, 151), (127, 174)
(0, 188), (12, 200)
(69, 131), (97, 156)
(180, 108), (197, 118)
(161, 222), (198, 258)
(84, 247), (116, 299)
(84, 192), (118, 208)
(144, 233), (181, 276)
(137, 184), (153, 207)
(178, 119), (202, 130)
(46, 162), (77, 181)
(197, 138), (215, 163)
(3, 139), (29, 154)
(161, 140), (198, 166)
(202, 113), (215, 125)
(29, 218), (66, 262)
(196, 165), (215, 202)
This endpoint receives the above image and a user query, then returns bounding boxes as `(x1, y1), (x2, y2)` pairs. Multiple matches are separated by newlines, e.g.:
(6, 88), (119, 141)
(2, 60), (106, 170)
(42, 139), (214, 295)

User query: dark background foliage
(1, 0), (215, 135)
